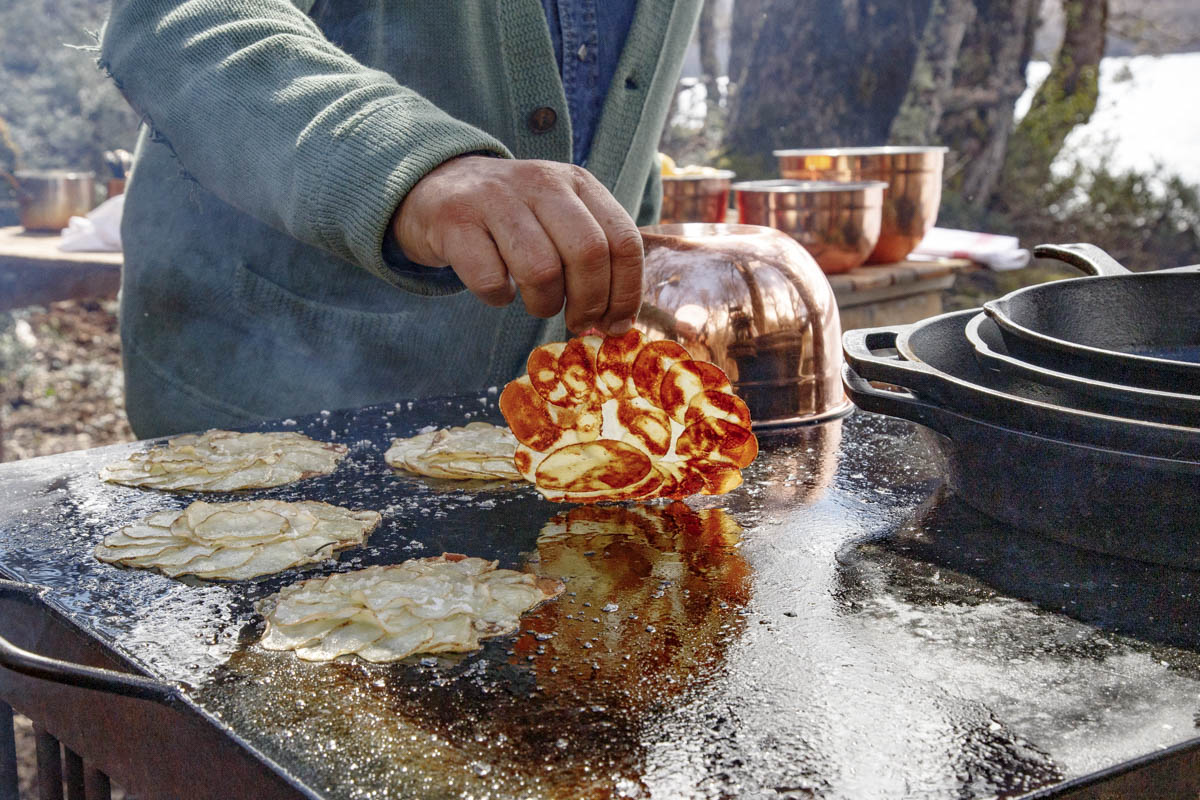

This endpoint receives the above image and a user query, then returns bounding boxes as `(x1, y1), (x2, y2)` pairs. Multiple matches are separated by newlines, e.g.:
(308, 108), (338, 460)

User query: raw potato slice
(260, 615), (352, 652)
(258, 555), (564, 663)
(95, 500), (380, 580)
(295, 617), (386, 662)
(191, 509), (291, 544)
(500, 329), (758, 502)
(384, 422), (523, 482)
(99, 430), (347, 492)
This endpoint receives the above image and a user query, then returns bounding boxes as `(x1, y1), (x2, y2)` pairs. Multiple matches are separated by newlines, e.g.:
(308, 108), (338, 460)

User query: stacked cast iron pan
(842, 243), (1200, 569)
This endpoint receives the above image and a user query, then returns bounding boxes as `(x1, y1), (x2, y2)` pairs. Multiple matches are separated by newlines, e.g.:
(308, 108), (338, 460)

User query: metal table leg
(33, 724), (62, 800)
(0, 701), (15, 800)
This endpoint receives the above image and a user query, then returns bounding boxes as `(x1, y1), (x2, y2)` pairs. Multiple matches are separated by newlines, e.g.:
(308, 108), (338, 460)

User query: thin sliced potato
(258, 556), (563, 663)
(99, 430), (346, 492)
(95, 500), (379, 580)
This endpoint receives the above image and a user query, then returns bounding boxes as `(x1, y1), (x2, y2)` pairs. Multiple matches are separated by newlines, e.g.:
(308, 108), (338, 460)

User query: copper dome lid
(637, 223), (851, 427)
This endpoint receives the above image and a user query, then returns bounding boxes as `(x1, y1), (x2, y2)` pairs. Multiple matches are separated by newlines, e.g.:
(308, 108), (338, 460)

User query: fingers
(528, 189), (612, 333)
(574, 175), (644, 334)
(392, 157), (645, 333)
(488, 204), (565, 319)
(440, 225), (514, 307)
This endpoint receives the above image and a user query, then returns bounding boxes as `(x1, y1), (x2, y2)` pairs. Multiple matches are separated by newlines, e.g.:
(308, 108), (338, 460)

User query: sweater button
(528, 107), (558, 134)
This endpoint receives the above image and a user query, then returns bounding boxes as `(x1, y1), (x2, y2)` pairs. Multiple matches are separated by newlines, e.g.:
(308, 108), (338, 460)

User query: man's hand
(390, 156), (643, 335)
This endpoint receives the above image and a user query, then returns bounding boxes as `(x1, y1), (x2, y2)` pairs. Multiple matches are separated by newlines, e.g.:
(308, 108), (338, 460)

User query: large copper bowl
(638, 223), (851, 427)
(659, 170), (735, 224)
(774, 146), (947, 263)
(733, 179), (887, 274)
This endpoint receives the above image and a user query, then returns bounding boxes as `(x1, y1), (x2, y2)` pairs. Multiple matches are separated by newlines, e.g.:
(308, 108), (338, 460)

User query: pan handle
(0, 580), (178, 705)
(842, 324), (943, 396)
(1032, 243), (1130, 277)
(842, 366), (956, 438)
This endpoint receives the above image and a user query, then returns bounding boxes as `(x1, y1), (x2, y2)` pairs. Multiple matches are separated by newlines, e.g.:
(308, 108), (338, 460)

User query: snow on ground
(1019, 52), (1200, 186)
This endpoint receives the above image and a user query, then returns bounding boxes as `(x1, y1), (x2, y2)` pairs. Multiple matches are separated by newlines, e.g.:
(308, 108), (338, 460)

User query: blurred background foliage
(0, 0), (140, 225)
(663, 0), (1200, 280)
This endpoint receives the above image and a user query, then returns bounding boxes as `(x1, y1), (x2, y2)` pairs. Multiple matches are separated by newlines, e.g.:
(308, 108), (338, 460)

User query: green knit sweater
(100, 0), (700, 437)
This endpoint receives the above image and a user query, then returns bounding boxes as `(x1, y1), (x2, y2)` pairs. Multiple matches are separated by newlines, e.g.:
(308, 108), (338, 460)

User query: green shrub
(0, 0), (140, 179)
(941, 156), (1200, 273)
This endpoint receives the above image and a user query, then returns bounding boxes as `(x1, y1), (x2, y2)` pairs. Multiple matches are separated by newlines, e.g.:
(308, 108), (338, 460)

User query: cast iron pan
(984, 243), (1200, 392)
(842, 308), (1200, 461)
(842, 364), (1200, 569)
(965, 312), (1200, 428)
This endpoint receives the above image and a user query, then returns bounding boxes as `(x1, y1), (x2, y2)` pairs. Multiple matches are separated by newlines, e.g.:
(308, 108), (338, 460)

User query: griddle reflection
(750, 415), (842, 507)
(520, 502), (750, 697)
(201, 503), (750, 798)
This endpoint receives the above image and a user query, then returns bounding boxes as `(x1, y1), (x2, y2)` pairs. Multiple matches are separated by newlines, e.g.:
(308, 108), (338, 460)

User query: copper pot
(659, 170), (735, 224)
(734, 179), (887, 274)
(12, 170), (96, 232)
(638, 223), (851, 427)
(774, 146), (947, 263)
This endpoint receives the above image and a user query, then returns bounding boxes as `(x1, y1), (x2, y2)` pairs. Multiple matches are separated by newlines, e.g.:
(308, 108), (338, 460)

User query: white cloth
(58, 193), (124, 252)
(910, 226), (1030, 271)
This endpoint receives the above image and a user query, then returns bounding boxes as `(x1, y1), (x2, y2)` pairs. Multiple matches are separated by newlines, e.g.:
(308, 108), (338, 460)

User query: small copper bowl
(638, 223), (851, 427)
(733, 179), (887, 274)
(14, 170), (96, 232)
(659, 170), (735, 225)
(774, 146), (947, 263)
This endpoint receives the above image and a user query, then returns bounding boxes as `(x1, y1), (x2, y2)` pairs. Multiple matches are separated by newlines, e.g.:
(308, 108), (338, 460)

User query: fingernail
(606, 319), (633, 335)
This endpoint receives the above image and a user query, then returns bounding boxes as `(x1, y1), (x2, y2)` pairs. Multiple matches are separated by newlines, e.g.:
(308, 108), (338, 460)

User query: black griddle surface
(2, 394), (1200, 799)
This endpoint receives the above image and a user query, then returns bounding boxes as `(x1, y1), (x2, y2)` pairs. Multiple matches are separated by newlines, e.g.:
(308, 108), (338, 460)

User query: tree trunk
(727, 0), (769, 95)
(722, 0), (933, 179)
(935, 0), (1040, 211)
(992, 0), (1108, 211)
(697, 0), (722, 121)
(889, 0), (976, 144)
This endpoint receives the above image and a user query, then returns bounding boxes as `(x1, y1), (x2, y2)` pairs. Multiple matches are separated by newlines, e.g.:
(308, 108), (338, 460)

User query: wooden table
(0, 227), (973, 327)
(0, 227), (122, 312)
(826, 257), (976, 330)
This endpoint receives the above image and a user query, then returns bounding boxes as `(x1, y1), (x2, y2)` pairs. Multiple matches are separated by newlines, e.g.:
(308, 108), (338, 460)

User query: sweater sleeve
(99, 0), (512, 294)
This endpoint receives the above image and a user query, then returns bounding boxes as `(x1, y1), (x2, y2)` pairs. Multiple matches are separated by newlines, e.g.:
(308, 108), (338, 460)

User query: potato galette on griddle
(384, 422), (522, 482)
(95, 499), (379, 580)
(257, 554), (563, 662)
(100, 430), (347, 492)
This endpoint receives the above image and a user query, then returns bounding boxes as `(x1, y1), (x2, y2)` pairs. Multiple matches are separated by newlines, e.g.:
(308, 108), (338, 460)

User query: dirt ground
(0, 299), (134, 463)
(1, 300), (133, 799)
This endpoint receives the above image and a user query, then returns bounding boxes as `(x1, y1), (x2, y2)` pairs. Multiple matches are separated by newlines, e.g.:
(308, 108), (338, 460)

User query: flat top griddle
(2, 393), (1200, 799)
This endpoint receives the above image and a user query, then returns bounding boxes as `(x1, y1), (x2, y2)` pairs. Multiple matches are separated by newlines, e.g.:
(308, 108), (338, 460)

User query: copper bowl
(638, 223), (851, 427)
(774, 146), (947, 263)
(659, 170), (735, 225)
(733, 179), (887, 274)
(14, 170), (96, 232)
